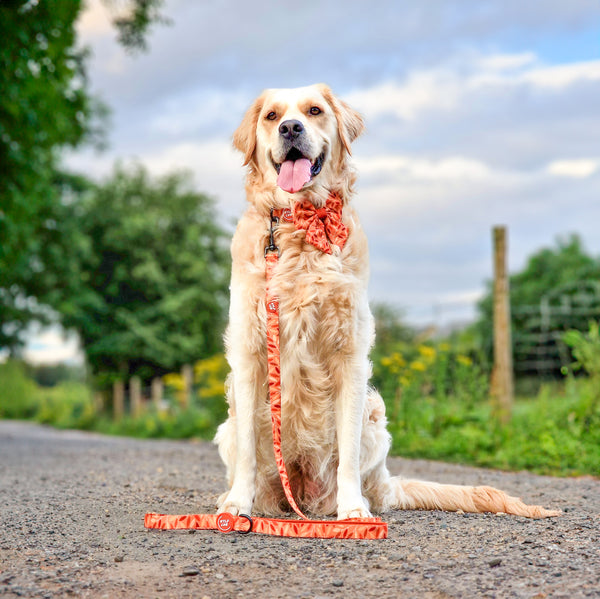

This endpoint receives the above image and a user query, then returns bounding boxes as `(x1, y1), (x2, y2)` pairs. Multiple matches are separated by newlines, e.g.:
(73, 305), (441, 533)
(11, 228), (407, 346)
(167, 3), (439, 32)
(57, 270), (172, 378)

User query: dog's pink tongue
(277, 158), (312, 193)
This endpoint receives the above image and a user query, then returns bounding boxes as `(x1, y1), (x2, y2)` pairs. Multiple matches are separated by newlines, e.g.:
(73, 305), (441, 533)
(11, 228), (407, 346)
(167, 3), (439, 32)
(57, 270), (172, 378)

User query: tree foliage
(0, 0), (166, 351)
(42, 166), (230, 385)
(370, 303), (414, 357)
(104, 0), (169, 52)
(475, 235), (600, 374)
(0, 0), (93, 349)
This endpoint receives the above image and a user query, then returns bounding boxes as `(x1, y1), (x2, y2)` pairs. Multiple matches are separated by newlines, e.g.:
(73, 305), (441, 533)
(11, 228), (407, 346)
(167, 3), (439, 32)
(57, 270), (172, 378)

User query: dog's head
(233, 84), (364, 195)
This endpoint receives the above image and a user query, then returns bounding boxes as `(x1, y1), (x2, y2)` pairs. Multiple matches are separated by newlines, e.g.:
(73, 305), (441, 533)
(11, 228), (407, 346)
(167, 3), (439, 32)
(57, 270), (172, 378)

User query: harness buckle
(264, 209), (280, 256)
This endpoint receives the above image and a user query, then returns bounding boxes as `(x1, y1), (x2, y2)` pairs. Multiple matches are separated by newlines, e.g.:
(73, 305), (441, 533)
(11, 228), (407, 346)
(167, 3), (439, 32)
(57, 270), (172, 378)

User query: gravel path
(0, 420), (598, 598)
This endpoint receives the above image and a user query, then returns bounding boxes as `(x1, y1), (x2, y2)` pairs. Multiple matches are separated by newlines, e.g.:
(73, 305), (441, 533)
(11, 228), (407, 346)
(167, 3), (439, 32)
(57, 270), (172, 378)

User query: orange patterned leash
(265, 248), (308, 520)
(143, 200), (388, 539)
(144, 512), (387, 539)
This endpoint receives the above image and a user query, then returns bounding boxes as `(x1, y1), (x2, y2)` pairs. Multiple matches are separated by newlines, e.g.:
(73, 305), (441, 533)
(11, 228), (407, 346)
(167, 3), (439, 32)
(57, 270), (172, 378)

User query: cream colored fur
(215, 84), (559, 520)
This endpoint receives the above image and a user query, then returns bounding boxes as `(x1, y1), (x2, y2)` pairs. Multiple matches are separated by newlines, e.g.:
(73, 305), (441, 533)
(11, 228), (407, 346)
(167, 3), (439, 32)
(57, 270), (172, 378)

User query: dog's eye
(309, 106), (322, 116)
(266, 111), (277, 121)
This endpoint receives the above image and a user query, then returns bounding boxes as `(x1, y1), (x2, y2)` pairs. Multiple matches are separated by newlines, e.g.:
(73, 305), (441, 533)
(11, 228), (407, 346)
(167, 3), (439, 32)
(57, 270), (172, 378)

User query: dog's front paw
(338, 506), (373, 520)
(337, 494), (372, 520)
(217, 490), (253, 516)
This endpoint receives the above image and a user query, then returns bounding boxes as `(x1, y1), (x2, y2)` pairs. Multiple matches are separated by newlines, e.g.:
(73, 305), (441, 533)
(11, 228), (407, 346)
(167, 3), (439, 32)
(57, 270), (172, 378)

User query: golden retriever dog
(215, 84), (558, 520)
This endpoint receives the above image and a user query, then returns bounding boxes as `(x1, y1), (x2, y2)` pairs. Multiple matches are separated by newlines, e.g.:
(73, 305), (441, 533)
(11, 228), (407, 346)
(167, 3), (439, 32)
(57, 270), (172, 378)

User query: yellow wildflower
(380, 352), (406, 374)
(418, 345), (437, 361)
(457, 355), (473, 367)
(163, 373), (185, 391)
(399, 375), (411, 387)
(409, 360), (426, 372)
(194, 354), (228, 400)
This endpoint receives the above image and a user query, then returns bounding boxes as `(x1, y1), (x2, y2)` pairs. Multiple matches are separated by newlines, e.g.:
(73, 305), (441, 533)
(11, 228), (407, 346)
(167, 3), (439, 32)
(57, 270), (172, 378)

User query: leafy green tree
(371, 303), (414, 357)
(42, 166), (231, 386)
(107, 0), (169, 52)
(0, 0), (93, 350)
(0, 0), (165, 352)
(475, 235), (600, 374)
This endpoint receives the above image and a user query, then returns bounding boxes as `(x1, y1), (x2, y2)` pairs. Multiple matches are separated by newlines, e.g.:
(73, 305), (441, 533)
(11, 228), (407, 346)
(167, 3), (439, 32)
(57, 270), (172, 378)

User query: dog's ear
(233, 92), (266, 166)
(318, 84), (365, 155)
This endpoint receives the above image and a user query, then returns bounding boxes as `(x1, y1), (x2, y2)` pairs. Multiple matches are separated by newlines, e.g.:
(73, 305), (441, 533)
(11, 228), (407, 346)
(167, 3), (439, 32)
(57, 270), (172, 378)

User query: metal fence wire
(513, 281), (600, 376)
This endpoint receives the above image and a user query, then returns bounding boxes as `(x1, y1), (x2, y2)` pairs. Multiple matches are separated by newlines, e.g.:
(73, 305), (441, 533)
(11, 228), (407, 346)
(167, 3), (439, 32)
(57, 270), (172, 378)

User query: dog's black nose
(279, 119), (304, 140)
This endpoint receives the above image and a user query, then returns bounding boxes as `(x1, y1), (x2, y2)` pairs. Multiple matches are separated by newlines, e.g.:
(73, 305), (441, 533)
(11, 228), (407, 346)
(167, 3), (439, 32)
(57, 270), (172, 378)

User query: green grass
(1, 354), (599, 477)
(0, 359), (227, 441)
(386, 380), (600, 476)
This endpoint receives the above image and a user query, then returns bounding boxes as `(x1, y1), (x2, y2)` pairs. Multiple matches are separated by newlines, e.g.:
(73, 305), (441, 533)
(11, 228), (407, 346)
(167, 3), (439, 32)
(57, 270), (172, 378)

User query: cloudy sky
(27, 0), (600, 361)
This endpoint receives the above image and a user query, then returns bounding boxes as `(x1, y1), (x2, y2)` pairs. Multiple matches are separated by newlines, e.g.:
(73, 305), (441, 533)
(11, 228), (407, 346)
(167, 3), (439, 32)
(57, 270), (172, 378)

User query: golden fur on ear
(233, 92), (266, 165)
(318, 84), (365, 155)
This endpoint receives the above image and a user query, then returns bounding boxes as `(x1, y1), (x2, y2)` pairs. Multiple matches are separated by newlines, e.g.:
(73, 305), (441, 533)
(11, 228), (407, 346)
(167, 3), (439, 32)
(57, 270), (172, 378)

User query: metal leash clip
(264, 208), (280, 256)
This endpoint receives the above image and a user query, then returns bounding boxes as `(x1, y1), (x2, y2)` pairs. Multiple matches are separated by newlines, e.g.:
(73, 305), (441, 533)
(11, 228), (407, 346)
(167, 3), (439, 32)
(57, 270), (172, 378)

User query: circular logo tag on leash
(215, 513), (253, 534)
(216, 513), (235, 533)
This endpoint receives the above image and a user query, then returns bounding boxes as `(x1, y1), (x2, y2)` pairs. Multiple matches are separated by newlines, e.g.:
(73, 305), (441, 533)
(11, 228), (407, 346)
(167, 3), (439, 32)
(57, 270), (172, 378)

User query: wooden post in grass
(130, 376), (142, 418)
(113, 380), (125, 421)
(181, 364), (193, 408)
(490, 226), (514, 424)
(151, 377), (163, 409)
(93, 391), (104, 413)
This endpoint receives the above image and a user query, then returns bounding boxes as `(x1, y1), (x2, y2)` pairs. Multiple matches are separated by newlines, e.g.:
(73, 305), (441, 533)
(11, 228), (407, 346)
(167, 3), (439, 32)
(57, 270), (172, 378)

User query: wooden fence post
(113, 380), (125, 421)
(151, 377), (163, 409)
(181, 364), (193, 408)
(490, 226), (514, 424)
(130, 376), (142, 418)
(93, 391), (104, 413)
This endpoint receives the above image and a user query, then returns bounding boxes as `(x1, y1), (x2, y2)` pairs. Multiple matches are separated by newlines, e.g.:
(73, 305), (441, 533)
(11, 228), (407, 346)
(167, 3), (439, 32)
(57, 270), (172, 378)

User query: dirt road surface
(0, 420), (598, 598)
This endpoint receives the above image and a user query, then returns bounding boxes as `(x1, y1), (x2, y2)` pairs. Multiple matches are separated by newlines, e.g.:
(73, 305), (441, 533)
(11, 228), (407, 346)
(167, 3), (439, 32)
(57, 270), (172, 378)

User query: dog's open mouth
(272, 148), (325, 193)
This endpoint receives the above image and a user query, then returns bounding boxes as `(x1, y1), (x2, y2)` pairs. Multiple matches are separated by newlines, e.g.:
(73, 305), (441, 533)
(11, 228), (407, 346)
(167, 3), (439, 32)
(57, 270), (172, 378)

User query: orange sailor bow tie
(292, 193), (348, 254)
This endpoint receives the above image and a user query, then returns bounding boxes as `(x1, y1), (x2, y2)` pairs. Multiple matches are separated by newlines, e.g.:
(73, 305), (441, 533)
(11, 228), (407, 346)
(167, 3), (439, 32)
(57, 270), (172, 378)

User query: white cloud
(142, 140), (245, 218)
(346, 74), (462, 122)
(439, 289), (486, 305)
(23, 327), (83, 365)
(77, 0), (113, 39)
(356, 155), (492, 181)
(142, 140), (238, 177)
(546, 159), (600, 178)
(64, 139), (246, 221)
(63, 149), (114, 179)
(347, 55), (600, 123)
(148, 87), (250, 138)
(521, 61), (600, 90)
(476, 52), (537, 71)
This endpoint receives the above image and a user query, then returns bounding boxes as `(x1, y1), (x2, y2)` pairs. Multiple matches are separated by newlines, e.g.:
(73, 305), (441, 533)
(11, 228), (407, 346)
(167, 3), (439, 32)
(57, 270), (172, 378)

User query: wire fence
(513, 281), (600, 376)
(404, 279), (600, 378)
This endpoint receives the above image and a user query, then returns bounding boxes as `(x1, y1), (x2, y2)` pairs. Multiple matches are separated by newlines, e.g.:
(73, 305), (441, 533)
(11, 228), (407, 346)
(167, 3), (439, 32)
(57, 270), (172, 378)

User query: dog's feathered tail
(387, 477), (560, 518)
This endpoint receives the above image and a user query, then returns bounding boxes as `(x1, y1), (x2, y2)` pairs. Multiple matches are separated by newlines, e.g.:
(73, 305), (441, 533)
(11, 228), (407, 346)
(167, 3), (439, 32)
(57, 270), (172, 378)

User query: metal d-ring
(237, 514), (253, 534)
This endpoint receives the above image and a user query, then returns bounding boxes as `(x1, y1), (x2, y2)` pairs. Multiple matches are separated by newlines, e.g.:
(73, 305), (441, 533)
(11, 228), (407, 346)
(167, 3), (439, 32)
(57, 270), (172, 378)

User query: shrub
(0, 360), (39, 418)
(35, 381), (96, 430)
(373, 342), (489, 435)
(563, 320), (600, 379)
(374, 338), (600, 476)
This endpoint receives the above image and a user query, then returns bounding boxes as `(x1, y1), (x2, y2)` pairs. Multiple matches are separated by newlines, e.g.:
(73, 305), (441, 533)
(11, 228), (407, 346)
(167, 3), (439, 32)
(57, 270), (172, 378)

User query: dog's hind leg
(365, 458), (560, 519)
(360, 389), (559, 519)
(387, 477), (560, 518)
